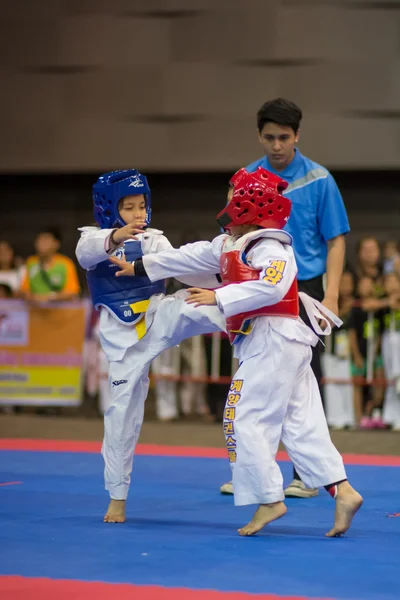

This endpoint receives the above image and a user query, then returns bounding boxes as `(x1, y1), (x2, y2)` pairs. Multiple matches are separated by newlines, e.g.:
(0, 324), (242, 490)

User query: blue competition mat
(0, 450), (399, 600)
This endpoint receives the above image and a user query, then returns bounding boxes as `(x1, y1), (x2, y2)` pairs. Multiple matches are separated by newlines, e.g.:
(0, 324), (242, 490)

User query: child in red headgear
(112, 167), (363, 538)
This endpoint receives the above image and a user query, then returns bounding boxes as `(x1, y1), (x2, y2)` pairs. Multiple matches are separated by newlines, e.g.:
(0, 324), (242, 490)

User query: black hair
(37, 227), (62, 244)
(0, 283), (13, 297)
(257, 98), (302, 134)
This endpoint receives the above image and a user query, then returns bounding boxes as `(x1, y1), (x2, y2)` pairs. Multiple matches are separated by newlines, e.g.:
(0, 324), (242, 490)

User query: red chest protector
(219, 231), (299, 344)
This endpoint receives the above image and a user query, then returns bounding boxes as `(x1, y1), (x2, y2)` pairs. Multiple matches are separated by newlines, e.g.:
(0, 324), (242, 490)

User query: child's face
(35, 233), (60, 257)
(384, 274), (400, 295)
(384, 241), (398, 259)
(118, 195), (147, 226)
(339, 272), (354, 297)
(357, 277), (373, 299)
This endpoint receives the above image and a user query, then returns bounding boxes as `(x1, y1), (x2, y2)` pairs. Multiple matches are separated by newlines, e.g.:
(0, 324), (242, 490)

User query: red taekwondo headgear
(216, 167), (291, 232)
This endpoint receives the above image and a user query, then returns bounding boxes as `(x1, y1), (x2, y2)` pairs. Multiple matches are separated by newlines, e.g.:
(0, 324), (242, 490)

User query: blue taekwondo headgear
(92, 169), (152, 229)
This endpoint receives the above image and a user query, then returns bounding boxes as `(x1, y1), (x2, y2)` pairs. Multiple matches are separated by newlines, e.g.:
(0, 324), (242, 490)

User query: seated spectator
(354, 237), (384, 298)
(382, 272), (400, 309)
(383, 240), (400, 276)
(348, 277), (385, 428)
(353, 237), (398, 315)
(0, 240), (25, 294)
(20, 227), (80, 303)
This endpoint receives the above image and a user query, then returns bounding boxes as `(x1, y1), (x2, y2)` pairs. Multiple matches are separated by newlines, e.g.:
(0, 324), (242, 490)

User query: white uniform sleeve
(75, 227), (117, 270)
(76, 227), (170, 271)
(141, 232), (221, 288)
(142, 235), (226, 282)
(141, 230), (173, 254)
(215, 238), (297, 318)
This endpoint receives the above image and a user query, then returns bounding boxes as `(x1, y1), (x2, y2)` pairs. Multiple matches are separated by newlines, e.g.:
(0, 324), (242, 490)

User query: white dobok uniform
(76, 227), (225, 500)
(142, 229), (347, 506)
(381, 321), (400, 428)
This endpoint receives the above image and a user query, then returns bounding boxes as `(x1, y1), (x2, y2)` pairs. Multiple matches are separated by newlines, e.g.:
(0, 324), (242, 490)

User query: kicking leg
(103, 297), (225, 522)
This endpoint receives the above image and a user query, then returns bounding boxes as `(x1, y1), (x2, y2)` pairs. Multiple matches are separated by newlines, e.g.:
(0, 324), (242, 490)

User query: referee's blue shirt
(246, 149), (350, 281)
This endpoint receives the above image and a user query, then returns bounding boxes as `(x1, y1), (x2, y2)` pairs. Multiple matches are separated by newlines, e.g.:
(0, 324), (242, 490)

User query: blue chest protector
(86, 240), (165, 324)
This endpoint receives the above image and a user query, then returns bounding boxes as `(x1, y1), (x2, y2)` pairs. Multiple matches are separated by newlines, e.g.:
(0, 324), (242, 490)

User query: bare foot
(325, 481), (363, 537)
(104, 499), (126, 523)
(238, 501), (287, 536)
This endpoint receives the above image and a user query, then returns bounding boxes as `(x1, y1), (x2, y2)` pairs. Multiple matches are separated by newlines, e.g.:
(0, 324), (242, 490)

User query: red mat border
(0, 438), (399, 465)
(0, 576), (333, 600)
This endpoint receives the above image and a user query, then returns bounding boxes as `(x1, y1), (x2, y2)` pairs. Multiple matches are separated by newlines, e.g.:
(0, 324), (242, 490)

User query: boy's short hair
(257, 98), (302, 133)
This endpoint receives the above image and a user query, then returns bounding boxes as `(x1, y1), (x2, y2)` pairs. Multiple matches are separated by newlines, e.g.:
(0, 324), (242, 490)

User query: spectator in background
(381, 272), (400, 430)
(20, 227), (80, 303)
(0, 281), (15, 413)
(348, 276), (385, 428)
(354, 237), (396, 314)
(323, 271), (356, 429)
(354, 237), (384, 297)
(0, 240), (25, 294)
(382, 272), (400, 308)
(383, 240), (400, 276)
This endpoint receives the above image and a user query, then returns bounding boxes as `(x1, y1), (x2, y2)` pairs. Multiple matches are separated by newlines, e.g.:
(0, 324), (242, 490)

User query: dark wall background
(1, 1), (400, 172)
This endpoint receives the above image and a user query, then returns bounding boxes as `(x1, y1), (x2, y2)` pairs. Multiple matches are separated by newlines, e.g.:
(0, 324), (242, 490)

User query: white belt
(298, 292), (343, 336)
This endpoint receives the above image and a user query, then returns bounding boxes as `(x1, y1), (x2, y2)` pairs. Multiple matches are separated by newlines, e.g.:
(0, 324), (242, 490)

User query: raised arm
(76, 223), (146, 270)
(140, 236), (226, 281)
(76, 227), (115, 270)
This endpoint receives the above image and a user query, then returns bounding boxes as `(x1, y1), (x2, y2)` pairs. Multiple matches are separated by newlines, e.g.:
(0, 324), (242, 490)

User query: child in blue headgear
(76, 170), (224, 523)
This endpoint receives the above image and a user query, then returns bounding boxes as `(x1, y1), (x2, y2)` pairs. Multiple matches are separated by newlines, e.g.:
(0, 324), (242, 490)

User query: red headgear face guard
(216, 167), (291, 232)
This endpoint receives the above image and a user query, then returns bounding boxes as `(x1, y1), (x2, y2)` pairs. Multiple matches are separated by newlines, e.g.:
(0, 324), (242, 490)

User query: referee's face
(258, 123), (298, 172)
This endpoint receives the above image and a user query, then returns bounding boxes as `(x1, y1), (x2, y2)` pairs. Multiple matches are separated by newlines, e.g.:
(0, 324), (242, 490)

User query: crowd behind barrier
(1, 231), (400, 431)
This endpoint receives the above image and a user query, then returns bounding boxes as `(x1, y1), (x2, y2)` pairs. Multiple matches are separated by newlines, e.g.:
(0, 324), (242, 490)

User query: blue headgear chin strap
(92, 169), (152, 229)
